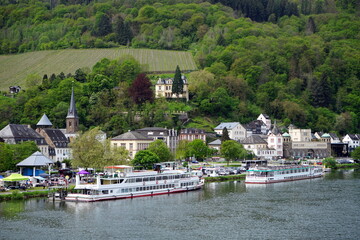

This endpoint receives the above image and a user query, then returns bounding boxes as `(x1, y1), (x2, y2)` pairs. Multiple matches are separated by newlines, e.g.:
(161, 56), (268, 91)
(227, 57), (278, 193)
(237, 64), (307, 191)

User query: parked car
(336, 159), (354, 164)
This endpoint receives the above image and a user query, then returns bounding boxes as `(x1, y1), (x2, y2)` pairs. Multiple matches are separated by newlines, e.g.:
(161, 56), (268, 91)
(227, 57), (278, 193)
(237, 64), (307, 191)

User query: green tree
(175, 140), (190, 160)
(93, 12), (112, 37)
(70, 127), (128, 169)
(351, 147), (360, 160)
(221, 127), (230, 142)
(172, 65), (183, 96)
(323, 157), (337, 169)
(147, 139), (173, 162)
(114, 15), (132, 46)
(132, 150), (160, 170)
(187, 139), (210, 161)
(221, 140), (246, 166)
(0, 141), (39, 172)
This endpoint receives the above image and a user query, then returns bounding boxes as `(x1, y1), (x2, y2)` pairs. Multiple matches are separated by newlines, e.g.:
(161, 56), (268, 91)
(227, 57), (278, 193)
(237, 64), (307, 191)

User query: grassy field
(0, 48), (197, 91)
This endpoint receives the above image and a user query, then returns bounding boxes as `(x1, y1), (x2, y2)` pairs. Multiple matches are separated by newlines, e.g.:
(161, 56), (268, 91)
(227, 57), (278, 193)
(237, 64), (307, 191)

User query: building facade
(0, 124), (49, 157)
(239, 135), (277, 160)
(155, 76), (189, 101)
(342, 134), (360, 152)
(136, 127), (177, 153)
(111, 131), (153, 159)
(214, 122), (247, 141)
(36, 113), (71, 162)
(178, 128), (206, 142)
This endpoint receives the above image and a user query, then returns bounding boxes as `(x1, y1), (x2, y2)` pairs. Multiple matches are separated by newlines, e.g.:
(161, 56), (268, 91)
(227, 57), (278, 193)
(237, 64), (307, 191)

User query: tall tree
(93, 12), (112, 37)
(221, 140), (247, 166)
(311, 73), (331, 108)
(70, 127), (128, 169)
(172, 65), (184, 96)
(187, 139), (210, 161)
(132, 150), (160, 170)
(128, 73), (153, 105)
(114, 15), (132, 46)
(221, 127), (230, 142)
(175, 140), (190, 160)
(147, 139), (173, 162)
(0, 141), (39, 172)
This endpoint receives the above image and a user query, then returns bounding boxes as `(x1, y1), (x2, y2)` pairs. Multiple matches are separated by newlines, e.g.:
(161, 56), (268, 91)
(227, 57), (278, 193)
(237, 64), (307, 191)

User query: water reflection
(0, 200), (25, 219)
(0, 170), (359, 240)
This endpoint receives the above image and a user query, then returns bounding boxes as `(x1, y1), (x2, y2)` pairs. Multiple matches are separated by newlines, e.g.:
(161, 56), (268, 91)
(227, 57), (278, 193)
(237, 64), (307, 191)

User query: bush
(323, 157), (337, 169)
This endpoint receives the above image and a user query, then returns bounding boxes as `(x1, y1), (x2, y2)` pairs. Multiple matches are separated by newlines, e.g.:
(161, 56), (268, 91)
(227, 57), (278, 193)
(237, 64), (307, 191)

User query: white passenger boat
(245, 165), (323, 184)
(65, 170), (204, 202)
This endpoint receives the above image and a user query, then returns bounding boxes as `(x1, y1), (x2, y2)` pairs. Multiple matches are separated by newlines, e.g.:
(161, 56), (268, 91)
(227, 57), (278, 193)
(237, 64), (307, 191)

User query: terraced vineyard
(0, 48), (197, 91)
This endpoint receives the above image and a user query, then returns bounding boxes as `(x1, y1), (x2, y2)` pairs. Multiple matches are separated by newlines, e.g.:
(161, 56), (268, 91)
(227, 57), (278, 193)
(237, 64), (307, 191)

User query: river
(1, 169), (359, 240)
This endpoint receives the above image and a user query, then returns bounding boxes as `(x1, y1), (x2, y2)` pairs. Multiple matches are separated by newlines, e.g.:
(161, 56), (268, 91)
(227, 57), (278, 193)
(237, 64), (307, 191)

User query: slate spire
(66, 87), (79, 133)
(67, 87), (78, 119)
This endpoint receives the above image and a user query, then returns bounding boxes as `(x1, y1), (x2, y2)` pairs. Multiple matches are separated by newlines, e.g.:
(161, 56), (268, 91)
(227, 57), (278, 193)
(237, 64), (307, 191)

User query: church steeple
(66, 87), (79, 134)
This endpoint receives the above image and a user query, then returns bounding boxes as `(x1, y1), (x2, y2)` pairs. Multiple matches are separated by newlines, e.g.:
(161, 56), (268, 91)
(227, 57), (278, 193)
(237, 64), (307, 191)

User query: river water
(1, 169), (359, 240)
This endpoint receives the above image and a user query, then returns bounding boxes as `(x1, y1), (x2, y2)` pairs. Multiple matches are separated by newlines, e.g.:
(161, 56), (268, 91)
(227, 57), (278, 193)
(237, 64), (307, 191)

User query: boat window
(175, 175), (180, 179)
(136, 178), (142, 182)
(127, 178), (135, 183)
(136, 187), (139, 191)
(143, 177), (149, 182)
(146, 186), (150, 190)
(150, 177), (155, 181)
(156, 176), (162, 181)
(102, 190), (109, 194)
(163, 176), (168, 180)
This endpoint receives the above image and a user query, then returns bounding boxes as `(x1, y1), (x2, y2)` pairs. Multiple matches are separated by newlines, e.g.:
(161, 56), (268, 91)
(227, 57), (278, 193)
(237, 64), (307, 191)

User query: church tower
(66, 87), (79, 134)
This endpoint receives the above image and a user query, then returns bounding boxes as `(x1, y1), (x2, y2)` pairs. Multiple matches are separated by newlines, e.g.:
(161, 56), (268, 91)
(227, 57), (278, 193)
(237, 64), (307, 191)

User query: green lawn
(0, 48), (197, 91)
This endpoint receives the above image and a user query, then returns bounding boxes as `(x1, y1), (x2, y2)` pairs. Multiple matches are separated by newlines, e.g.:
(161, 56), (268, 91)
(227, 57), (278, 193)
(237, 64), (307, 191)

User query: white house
(257, 113), (271, 131)
(214, 122), (247, 141)
(267, 134), (283, 158)
(155, 76), (189, 101)
(288, 124), (311, 142)
(342, 134), (360, 152)
(239, 135), (277, 160)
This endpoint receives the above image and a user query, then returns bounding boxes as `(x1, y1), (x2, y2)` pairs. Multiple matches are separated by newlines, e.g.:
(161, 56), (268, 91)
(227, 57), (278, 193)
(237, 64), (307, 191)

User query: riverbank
(335, 163), (360, 169)
(0, 190), (48, 201)
(204, 174), (246, 182)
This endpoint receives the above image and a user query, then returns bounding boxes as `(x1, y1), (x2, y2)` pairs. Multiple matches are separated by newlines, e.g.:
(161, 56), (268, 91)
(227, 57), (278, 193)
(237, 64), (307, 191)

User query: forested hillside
(0, 0), (359, 137)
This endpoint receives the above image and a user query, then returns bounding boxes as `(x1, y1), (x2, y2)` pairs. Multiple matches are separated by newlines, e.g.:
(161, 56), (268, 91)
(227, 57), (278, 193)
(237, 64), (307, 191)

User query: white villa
(214, 122), (247, 141)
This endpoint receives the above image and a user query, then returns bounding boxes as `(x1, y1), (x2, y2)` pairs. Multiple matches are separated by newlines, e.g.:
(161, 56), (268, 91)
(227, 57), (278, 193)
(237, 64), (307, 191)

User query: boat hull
(245, 174), (323, 184)
(65, 185), (202, 202)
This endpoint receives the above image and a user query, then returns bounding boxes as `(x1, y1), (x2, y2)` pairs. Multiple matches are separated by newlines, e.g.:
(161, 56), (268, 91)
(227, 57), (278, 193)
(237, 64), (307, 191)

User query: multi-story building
(155, 76), (189, 101)
(267, 124), (283, 158)
(245, 120), (267, 136)
(0, 124), (49, 157)
(342, 134), (360, 152)
(36, 114), (70, 162)
(178, 128), (206, 142)
(239, 135), (276, 160)
(214, 122), (247, 141)
(288, 124), (311, 142)
(111, 131), (153, 159)
(136, 127), (177, 153)
(283, 126), (331, 159)
(257, 113), (271, 131)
